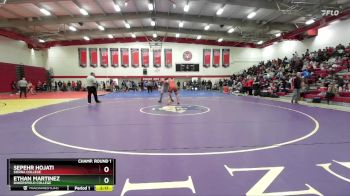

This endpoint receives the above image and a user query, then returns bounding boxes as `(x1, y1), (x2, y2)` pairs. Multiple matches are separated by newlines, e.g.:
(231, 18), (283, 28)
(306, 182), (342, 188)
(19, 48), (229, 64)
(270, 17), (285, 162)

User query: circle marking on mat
(140, 104), (210, 116)
(32, 99), (320, 156)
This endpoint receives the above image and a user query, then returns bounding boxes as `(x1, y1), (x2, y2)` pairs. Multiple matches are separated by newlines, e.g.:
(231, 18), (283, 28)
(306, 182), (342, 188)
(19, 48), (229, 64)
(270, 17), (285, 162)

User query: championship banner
(121, 48), (129, 68)
(212, 49), (220, 68)
(164, 49), (172, 68)
(153, 49), (161, 68)
(222, 49), (230, 68)
(99, 48), (108, 68)
(131, 48), (139, 68)
(89, 48), (98, 68)
(141, 48), (149, 68)
(110, 48), (119, 68)
(78, 48), (87, 68)
(203, 49), (211, 68)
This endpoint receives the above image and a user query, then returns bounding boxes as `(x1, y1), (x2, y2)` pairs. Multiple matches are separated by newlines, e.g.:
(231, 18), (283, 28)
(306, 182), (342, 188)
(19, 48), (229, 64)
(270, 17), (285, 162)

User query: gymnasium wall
(0, 36), (48, 92)
(262, 18), (350, 60)
(46, 42), (261, 80)
(0, 62), (17, 92)
(0, 36), (46, 67)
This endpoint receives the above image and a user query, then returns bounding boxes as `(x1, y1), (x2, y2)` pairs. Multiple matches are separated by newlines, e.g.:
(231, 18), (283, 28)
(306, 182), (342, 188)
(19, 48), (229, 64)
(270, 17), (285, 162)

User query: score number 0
(103, 166), (110, 184)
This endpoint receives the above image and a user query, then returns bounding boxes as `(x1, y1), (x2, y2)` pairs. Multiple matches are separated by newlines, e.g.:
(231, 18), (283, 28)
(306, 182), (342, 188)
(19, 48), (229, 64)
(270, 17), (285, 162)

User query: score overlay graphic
(7, 158), (115, 191)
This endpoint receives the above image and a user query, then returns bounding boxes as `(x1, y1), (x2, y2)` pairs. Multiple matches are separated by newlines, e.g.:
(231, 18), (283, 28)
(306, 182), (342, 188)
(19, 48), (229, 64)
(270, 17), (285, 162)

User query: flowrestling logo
(321, 10), (340, 16)
(140, 104), (210, 116)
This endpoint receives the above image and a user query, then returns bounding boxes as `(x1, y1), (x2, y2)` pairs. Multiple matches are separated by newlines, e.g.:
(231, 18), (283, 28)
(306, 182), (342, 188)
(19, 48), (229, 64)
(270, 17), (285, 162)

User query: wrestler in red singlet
(168, 78), (180, 105)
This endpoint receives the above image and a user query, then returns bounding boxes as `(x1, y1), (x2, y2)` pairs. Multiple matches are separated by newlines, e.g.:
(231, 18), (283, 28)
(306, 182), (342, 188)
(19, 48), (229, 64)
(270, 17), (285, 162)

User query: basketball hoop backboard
(147, 37), (164, 51)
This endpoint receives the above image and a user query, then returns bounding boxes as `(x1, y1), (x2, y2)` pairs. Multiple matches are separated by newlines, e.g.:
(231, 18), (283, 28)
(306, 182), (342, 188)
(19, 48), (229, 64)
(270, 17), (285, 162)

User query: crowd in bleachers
(12, 80), (52, 95)
(9, 43), (350, 104)
(224, 43), (350, 103)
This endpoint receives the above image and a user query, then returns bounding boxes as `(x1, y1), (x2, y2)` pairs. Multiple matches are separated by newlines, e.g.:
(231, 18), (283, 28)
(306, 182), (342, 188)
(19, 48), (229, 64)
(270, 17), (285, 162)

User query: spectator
(326, 82), (337, 104)
(11, 81), (17, 94)
(291, 72), (302, 104)
(147, 80), (153, 93)
(27, 81), (36, 95)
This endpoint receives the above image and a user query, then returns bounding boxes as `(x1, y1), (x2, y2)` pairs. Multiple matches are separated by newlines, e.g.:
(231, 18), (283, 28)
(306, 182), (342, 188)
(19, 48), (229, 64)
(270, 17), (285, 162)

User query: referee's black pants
(19, 87), (27, 98)
(87, 86), (99, 103)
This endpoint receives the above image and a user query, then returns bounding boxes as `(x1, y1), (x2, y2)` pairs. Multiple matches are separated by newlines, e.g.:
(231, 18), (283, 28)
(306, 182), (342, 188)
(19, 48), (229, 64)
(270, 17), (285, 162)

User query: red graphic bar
(121, 48), (129, 67)
(213, 49), (220, 68)
(222, 49), (230, 68)
(141, 48), (149, 68)
(110, 48), (119, 68)
(99, 48), (108, 68)
(164, 49), (172, 68)
(203, 49), (211, 68)
(131, 48), (139, 68)
(153, 49), (161, 68)
(89, 48), (98, 68)
(78, 48), (87, 68)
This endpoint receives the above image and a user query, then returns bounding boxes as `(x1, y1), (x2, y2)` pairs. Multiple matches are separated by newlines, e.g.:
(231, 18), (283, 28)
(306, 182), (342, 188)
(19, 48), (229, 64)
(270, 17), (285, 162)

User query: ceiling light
(38, 39), (45, 43)
(218, 38), (223, 42)
(305, 19), (315, 25)
(247, 12), (256, 19)
(40, 8), (51, 16)
(204, 25), (210, 30)
(114, 4), (121, 12)
(153, 33), (157, 38)
(148, 3), (153, 11)
(125, 2), (128, 6)
(108, 34), (113, 39)
(83, 36), (90, 41)
(184, 4), (189, 12)
(98, 25), (105, 31)
(176, 33), (180, 38)
(179, 21), (184, 28)
(68, 26), (77, 31)
(79, 8), (88, 16)
(131, 33), (136, 38)
(197, 35), (201, 40)
(275, 33), (281, 37)
(124, 21), (131, 28)
(216, 7), (224, 16)
(228, 28), (234, 33)
(257, 40), (263, 44)
(151, 20), (156, 26)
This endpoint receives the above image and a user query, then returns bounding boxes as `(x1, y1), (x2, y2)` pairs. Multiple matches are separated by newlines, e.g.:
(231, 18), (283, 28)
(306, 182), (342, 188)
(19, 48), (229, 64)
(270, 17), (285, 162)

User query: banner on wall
(212, 49), (220, 68)
(222, 49), (230, 68)
(153, 49), (161, 68)
(121, 48), (129, 68)
(89, 48), (98, 68)
(131, 48), (139, 68)
(110, 48), (119, 68)
(203, 49), (211, 68)
(99, 48), (108, 68)
(78, 48), (87, 68)
(141, 48), (149, 68)
(164, 49), (172, 68)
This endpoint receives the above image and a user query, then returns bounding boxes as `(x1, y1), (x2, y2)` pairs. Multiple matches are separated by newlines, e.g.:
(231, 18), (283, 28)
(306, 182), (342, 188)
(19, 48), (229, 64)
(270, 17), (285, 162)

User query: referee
(86, 72), (101, 104)
(17, 77), (28, 98)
